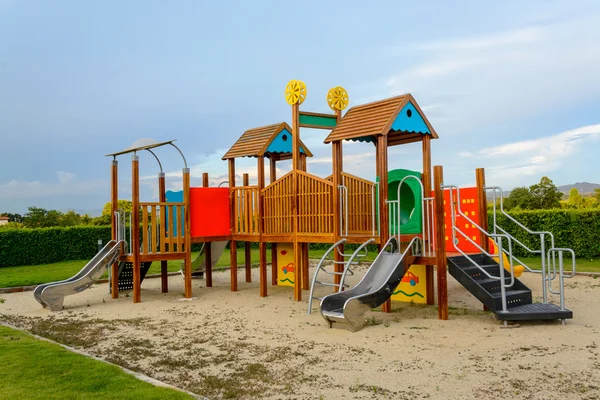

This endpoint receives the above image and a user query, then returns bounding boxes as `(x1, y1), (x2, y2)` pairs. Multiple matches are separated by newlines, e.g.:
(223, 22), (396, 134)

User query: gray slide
(181, 241), (228, 278)
(320, 237), (414, 331)
(34, 240), (124, 311)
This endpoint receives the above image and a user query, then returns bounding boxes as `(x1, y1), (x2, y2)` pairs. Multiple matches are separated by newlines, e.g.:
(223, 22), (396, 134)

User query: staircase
(117, 261), (153, 291)
(448, 254), (572, 321)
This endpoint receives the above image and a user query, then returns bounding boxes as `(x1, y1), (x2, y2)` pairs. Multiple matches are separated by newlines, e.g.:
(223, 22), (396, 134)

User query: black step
(495, 303), (573, 321)
(491, 289), (532, 309)
(460, 265), (502, 280)
(117, 261), (153, 291)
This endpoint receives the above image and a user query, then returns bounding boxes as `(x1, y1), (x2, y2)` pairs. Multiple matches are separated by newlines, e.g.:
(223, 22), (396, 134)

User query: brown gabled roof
(324, 94), (438, 144)
(222, 122), (313, 160)
(0, 216), (10, 220)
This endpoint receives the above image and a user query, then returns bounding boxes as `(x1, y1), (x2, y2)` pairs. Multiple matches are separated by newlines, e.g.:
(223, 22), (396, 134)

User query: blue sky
(1, 0), (599, 215)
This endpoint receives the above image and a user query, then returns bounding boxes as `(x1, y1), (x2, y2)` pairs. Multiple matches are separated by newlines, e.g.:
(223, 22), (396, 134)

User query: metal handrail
(371, 181), (380, 236)
(444, 185), (516, 313)
(546, 248), (575, 318)
(338, 184), (349, 236)
(339, 238), (375, 290)
(308, 239), (347, 314)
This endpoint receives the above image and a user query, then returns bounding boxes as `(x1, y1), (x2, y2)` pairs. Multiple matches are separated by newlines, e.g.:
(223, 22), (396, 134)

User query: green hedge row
(0, 226), (113, 267)
(488, 208), (600, 259)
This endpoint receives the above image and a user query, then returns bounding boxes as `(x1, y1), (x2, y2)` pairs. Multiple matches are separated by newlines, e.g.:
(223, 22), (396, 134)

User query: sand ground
(1, 264), (599, 400)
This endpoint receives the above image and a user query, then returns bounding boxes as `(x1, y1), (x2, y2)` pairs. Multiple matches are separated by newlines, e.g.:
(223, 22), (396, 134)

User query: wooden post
(158, 172), (168, 293)
(258, 156), (267, 297)
(243, 173), (252, 283)
(422, 135), (435, 305)
(110, 159), (119, 298)
(434, 165), (448, 320)
(131, 154), (141, 303)
(183, 168), (192, 298)
(302, 242), (309, 290)
(476, 168), (489, 253)
(228, 158), (238, 292)
(202, 172), (213, 288)
(332, 140), (344, 287)
(376, 135), (392, 312)
(269, 157), (278, 285)
(292, 102), (301, 301)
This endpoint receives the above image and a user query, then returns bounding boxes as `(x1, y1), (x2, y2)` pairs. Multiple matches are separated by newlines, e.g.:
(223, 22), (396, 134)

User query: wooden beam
(183, 168), (192, 298)
(229, 158), (238, 292)
(202, 172), (213, 288)
(270, 158), (278, 285)
(476, 168), (489, 253)
(258, 156), (267, 297)
(422, 134), (435, 306)
(302, 242), (309, 291)
(110, 159), (119, 299)
(376, 135), (391, 313)
(434, 165), (448, 320)
(332, 140), (344, 288)
(131, 155), (141, 303)
(159, 172), (168, 294)
(292, 102), (301, 301)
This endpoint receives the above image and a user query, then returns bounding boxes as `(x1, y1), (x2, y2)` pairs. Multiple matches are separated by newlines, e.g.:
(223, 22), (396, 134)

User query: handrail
(444, 184), (516, 313)
(339, 238), (375, 290)
(308, 239), (347, 314)
(338, 184), (349, 237)
(371, 181), (380, 237)
(547, 248), (575, 319)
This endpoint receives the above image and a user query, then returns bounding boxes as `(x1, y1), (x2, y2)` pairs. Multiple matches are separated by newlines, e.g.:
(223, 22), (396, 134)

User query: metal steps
(448, 254), (572, 322)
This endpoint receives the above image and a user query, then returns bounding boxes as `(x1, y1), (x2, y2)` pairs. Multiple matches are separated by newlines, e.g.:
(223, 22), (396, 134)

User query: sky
(1, 0), (599, 215)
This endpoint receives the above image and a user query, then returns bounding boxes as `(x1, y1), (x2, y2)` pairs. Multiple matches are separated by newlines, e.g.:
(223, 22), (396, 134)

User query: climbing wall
(442, 187), (483, 253)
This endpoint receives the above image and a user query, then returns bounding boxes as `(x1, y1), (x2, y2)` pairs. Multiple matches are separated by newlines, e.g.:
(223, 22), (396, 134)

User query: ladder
(307, 238), (375, 314)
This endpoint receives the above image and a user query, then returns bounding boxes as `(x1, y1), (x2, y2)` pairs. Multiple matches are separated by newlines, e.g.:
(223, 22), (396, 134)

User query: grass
(0, 249), (271, 288)
(1, 249), (597, 289)
(0, 324), (193, 399)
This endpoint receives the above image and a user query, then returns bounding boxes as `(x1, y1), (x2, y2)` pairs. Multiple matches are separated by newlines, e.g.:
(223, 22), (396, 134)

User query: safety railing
(297, 171), (334, 235)
(232, 185), (260, 235)
(486, 187), (575, 303)
(138, 202), (186, 254)
(385, 175), (435, 257)
(262, 171), (294, 235)
(336, 173), (379, 237)
(444, 185), (515, 315)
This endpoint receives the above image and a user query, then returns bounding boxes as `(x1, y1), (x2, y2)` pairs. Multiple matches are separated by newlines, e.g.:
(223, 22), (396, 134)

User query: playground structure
(33, 81), (576, 329)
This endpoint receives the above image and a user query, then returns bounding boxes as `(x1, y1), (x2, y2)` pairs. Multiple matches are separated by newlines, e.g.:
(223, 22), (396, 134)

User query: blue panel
(390, 102), (430, 134)
(266, 128), (305, 154)
(165, 190), (184, 236)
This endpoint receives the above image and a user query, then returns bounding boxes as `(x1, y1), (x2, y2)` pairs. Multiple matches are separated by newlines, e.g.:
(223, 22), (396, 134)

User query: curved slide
(320, 238), (414, 331)
(34, 240), (124, 311)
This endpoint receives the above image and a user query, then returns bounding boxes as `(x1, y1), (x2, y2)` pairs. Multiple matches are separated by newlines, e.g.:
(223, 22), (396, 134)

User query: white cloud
(452, 124), (600, 187)
(0, 172), (106, 199)
(56, 170), (77, 184)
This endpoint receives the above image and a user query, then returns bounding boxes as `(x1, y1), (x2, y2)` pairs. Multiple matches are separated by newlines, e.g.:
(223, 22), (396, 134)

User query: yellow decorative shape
(276, 243), (295, 287)
(326, 86), (349, 111)
(391, 264), (427, 304)
(491, 241), (525, 277)
(285, 80), (307, 105)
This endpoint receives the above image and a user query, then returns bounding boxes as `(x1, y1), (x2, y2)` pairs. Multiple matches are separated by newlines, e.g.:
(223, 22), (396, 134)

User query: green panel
(299, 114), (337, 128)
(388, 169), (422, 234)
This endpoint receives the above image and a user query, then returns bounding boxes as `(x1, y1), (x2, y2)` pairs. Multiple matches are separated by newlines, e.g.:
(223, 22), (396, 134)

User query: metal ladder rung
(316, 281), (340, 287)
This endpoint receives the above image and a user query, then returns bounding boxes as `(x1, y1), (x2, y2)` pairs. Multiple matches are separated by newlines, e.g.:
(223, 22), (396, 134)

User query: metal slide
(34, 240), (124, 311)
(320, 237), (416, 331)
(180, 241), (228, 278)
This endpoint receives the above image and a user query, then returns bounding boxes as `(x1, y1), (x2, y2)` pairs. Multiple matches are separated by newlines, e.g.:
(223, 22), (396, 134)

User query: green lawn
(0, 249), (270, 288)
(0, 325), (193, 399)
(0, 249), (597, 289)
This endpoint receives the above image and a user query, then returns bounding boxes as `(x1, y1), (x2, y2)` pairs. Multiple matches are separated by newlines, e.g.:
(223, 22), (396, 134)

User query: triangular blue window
(266, 128), (305, 154)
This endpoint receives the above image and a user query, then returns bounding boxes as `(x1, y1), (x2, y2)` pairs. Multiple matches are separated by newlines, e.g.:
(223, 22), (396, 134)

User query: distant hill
(557, 182), (600, 196)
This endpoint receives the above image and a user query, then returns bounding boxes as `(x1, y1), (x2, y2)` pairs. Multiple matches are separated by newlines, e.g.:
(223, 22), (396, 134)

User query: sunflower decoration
(285, 80), (307, 105)
(326, 86), (349, 111)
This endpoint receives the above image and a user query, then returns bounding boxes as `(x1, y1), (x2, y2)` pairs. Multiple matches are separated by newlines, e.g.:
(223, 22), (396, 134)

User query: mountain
(557, 182), (600, 196)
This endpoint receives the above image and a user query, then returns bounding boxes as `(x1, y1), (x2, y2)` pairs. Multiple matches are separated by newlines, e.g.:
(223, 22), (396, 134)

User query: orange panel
(439, 187), (482, 253)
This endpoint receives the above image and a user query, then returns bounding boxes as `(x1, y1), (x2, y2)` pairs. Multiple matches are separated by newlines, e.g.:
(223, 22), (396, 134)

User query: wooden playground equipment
(99, 80), (574, 325)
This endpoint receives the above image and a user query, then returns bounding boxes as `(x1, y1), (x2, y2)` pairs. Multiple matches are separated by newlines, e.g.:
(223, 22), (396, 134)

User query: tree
(504, 187), (533, 210)
(94, 200), (134, 226)
(23, 207), (64, 228)
(60, 210), (82, 227)
(567, 188), (584, 208)
(594, 188), (600, 202)
(0, 213), (23, 223)
(529, 176), (563, 209)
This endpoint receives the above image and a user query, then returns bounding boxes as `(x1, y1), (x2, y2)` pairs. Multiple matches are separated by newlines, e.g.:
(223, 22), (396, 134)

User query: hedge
(0, 226), (113, 268)
(488, 208), (600, 260)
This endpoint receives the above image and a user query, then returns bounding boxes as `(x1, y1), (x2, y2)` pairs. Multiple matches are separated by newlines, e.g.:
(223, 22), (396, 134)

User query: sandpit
(1, 265), (599, 399)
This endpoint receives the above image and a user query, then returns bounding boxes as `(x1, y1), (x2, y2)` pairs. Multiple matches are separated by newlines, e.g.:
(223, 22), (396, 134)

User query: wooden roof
(222, 122), (313, 160)
(323, 94), (438, 145)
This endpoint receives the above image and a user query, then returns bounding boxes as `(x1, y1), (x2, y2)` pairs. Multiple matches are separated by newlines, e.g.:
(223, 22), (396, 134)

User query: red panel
(190, 188), (231, 237)
(438, 187), (483, 253)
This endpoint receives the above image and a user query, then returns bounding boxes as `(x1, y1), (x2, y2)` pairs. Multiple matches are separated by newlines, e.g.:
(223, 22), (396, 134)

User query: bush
(0, 226), (112, 267)
(489, 208), (600, 259)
